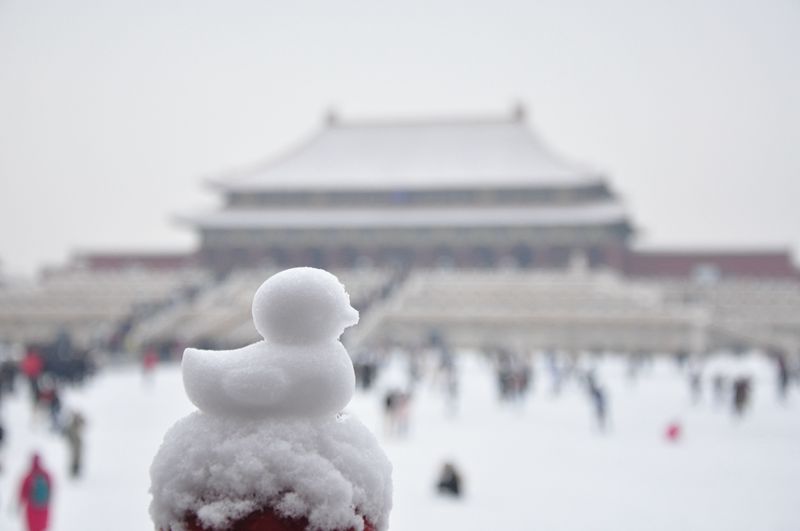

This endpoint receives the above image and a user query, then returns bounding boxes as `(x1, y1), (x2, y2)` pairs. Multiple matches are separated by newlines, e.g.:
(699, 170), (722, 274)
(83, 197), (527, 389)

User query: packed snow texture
(150, 267), (390, 530)
(149, 412), (392, 531)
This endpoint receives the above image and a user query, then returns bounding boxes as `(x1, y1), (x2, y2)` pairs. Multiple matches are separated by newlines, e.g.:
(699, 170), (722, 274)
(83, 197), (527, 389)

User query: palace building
(182, 108), (634, 272)
(3, 107), (797, 353)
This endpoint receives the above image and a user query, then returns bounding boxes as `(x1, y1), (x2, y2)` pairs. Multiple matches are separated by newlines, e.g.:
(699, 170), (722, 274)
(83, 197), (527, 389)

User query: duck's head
(252, 267), (359, 345)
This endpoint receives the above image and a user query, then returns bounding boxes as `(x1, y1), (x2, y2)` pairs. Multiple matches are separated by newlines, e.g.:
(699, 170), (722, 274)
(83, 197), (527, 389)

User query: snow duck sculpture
(150, 267), (392, 531)
(181, 267), (360, 419)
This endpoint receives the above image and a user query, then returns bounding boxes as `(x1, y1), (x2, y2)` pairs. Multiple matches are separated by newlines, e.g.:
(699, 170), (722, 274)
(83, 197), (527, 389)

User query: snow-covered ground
(1, 352), (798, 531)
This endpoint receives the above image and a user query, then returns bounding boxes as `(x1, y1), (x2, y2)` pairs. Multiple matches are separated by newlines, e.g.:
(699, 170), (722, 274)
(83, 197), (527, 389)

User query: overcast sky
(1, 0), (798, 277)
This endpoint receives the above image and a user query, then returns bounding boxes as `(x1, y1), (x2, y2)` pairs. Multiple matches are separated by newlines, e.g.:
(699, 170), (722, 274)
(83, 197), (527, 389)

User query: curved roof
(213, 116), (602, 191)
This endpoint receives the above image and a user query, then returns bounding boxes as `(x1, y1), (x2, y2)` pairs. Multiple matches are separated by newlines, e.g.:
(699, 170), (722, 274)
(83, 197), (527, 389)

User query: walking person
(733, 377), (752, 416)
(142, 347), (159, 383)
(65, 412), (87, 478)
(0, 417), (5, 474)
(776, 353), (790, 400)
(20, 348), (43, 408)
(587, 373), (608, 431)
(712, 373), (727, 406)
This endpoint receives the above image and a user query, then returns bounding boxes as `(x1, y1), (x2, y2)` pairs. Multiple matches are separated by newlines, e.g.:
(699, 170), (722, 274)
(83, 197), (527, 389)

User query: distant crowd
(350, 333), (799, 500)
(0, 333), (93, 531)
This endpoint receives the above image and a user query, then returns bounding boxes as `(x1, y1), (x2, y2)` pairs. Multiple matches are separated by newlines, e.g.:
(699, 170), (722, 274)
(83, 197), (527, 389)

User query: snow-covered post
(150, 267), (392, 531)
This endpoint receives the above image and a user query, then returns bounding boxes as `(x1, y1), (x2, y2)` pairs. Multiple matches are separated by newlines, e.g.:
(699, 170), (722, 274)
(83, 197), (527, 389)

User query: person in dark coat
(776, 353), (790, 400)
(436, 462), (463, 497)
(0, 357), (18, 395)
(733, 377), (752, 415)
(591, 384), (607, 430)
(586, 372), (608, 431)
(0, 419), (5, 473)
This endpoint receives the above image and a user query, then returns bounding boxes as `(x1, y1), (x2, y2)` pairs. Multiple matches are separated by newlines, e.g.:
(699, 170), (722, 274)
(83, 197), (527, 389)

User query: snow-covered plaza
(1, 352), (798, 531)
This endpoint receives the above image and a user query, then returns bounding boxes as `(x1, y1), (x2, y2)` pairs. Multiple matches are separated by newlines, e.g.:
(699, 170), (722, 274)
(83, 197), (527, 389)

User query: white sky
(1, 0), (799, 277)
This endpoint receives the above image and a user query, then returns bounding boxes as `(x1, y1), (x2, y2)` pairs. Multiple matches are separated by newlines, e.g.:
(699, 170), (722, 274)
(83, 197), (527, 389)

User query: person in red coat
(143, 348), (159, 372)
(18, 453), (53, 531)
(20, 349), (44, 404)
(20, 349), (43, 379)
(665, 421), (682, 442)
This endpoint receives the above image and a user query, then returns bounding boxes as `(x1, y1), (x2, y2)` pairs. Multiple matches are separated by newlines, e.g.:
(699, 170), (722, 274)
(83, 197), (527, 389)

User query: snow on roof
(212, 115), (601, 191)
(181, 201), (629, 230)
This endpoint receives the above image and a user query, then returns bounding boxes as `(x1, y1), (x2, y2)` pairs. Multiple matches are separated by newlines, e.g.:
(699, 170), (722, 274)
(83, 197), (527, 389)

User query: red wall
(624, 250), (799, 279)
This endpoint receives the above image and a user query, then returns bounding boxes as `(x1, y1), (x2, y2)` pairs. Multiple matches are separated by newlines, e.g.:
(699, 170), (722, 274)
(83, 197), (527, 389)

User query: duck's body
(182, 339), (356, 419)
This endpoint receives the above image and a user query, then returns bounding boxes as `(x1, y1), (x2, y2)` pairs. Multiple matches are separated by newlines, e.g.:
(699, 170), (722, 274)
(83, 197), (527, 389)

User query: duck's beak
(345, 305), (360, 327)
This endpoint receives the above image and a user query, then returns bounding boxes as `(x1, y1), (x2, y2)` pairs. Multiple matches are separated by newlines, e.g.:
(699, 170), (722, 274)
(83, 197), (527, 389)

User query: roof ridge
(328, 114), (523, 129)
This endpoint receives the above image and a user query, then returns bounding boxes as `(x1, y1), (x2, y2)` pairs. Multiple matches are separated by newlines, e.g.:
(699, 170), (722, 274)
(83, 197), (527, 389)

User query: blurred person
(406, 352), (422, 389)
(445, 367), (459, 416)
(36, 378), (62, 431)
(546, 349), (563, 395)
(496, 349), (515, 400)
(689, 369), (703, 404)
(775, 352), (790, 400)
(0, 354), (19, 395)
(732, 377), (752, 416)
(496, 351), (532, 404)
(142, 347), (159, 383)
(108, 316), (134, 353)
(433, 345), (454, 385)
(664, 421), (682, 442)
(383, 389), (396, 435)
(0, 417), (5, 473)
(587, 374), (608, 431)
(18, 453), (53, 531)
(53, 328), (71, 357)
(353, 350), (379, 391)
(627, 351), (646, 382)
(383, 389), (411, 437)
(712, 373), (727, 406)
(436, 462), (463, 498)
(433, 346), (460, 415)
(674, 350), (689, 368)
(20, 348), (43, 405)
(64, 411), (86, 478)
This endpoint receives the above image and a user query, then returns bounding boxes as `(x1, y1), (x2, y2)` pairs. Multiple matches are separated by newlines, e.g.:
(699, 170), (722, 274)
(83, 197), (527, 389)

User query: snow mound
(149, 412), (392, 531)
(150, 267), (391, 530)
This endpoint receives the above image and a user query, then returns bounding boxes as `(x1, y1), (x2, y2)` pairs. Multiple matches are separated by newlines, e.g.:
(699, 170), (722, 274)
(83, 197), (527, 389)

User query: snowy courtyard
(1, 352), (798, 531)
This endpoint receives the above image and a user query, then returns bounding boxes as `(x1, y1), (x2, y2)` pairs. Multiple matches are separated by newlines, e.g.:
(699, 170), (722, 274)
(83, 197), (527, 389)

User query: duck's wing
(221, 364), (289, 408)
